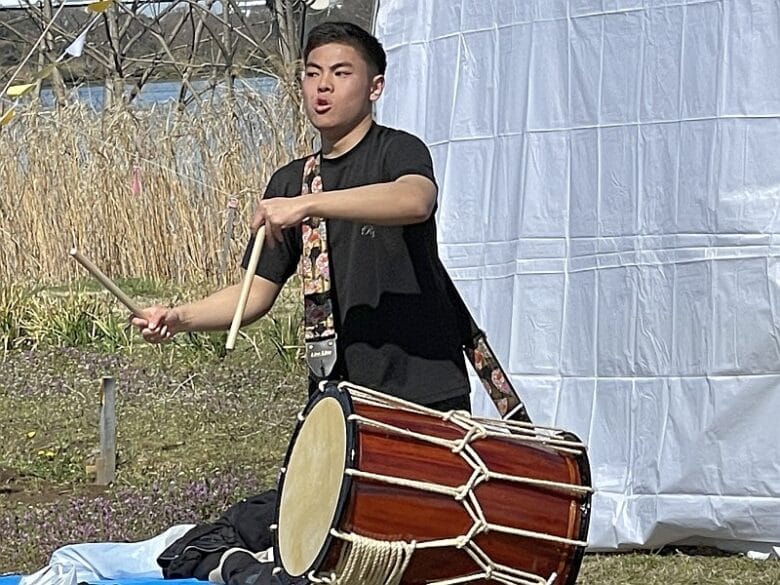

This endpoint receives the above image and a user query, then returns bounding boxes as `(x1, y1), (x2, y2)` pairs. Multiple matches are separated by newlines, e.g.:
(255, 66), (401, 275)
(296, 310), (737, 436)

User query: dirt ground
(0, 466), (109, 506)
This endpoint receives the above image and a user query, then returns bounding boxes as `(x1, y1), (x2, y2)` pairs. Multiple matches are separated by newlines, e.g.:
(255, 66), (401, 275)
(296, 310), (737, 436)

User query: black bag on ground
(157, 489), (278, 580)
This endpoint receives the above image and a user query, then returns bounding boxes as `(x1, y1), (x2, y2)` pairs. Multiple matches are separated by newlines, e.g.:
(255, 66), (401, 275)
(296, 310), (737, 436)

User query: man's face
(302, 43), (383, 135)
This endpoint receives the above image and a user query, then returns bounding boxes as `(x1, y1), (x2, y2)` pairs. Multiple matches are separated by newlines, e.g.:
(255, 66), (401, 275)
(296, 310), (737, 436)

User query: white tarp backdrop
(374, 0), (780, 551)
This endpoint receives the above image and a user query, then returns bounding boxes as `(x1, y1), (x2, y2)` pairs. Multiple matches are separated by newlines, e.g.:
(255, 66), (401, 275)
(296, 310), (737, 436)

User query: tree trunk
(273, 0), (301, 65)
(103, 6), (124, 109)
(41, 0), (67, 105)
(221, 0), (235, 107)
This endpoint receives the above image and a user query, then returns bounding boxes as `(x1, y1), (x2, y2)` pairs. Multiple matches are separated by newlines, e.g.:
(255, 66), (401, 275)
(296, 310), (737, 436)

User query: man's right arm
(132, 275), (282, 342)
(177, 275), (282, 331)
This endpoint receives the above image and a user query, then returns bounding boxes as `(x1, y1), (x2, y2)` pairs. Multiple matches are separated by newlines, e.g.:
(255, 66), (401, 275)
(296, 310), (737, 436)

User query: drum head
(277, 395), (348, 576)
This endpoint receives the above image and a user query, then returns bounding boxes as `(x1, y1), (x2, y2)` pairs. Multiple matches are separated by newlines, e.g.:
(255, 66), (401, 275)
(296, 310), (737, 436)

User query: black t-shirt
(242, 123), (470, 405)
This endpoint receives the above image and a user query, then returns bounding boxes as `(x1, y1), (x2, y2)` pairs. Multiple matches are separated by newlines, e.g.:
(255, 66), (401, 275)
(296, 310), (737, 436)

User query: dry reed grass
(0, 85), (314, 286)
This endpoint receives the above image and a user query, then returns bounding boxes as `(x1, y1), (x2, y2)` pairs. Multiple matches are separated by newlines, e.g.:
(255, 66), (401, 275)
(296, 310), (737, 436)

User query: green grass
(0, 348), (300, 487)
(45, 277), (174, 297)
(578, 550), (780, 584)
(0, 342), (306, 571)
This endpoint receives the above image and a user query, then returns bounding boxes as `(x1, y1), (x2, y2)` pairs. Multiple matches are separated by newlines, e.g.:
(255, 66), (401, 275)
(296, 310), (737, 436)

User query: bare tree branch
(0, 0), (371, 111)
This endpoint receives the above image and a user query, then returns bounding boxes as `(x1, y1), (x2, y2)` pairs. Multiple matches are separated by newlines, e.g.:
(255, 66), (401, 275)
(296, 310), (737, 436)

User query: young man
(132, 22), (472, 411)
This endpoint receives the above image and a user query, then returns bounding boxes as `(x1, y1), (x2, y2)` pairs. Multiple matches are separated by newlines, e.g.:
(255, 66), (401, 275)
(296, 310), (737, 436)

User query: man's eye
(335, 71), (350, 76)
(305, 71), (317, 78)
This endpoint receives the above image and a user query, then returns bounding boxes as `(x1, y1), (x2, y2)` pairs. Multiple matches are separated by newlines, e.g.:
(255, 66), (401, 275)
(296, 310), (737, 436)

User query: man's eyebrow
(306, 61), (355, 70)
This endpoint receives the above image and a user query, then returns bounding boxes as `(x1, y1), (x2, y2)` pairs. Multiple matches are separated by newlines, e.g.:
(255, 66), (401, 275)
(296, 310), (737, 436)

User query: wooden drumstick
(226, 226), (265, 350)
(69, 248), (144, 317)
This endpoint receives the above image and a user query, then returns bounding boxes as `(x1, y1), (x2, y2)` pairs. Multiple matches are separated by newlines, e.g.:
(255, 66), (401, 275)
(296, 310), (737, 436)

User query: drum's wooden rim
(561, 429), (593, 585)
(273, 382), (357, 578)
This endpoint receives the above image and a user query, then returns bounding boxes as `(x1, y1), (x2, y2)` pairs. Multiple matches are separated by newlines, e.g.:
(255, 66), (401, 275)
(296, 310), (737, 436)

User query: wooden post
(96, 376), (117, 485)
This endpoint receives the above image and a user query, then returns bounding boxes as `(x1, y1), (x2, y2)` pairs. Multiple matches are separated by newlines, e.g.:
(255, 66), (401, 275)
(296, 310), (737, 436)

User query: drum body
(274, 382), (592, 585)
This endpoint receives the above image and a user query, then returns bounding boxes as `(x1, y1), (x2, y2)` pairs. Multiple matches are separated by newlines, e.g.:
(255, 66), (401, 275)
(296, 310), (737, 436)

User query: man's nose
(318, 73), (333, 91)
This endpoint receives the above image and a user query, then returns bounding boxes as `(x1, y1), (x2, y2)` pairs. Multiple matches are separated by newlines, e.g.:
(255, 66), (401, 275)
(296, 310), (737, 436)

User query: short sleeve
(383, 131), (437, 187)
(240, 169), (302, 284)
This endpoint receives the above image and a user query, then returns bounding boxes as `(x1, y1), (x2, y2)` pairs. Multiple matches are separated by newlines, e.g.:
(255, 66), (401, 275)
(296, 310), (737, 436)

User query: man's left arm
(255, 175), (437, 244)
(305, 174), (436, 225)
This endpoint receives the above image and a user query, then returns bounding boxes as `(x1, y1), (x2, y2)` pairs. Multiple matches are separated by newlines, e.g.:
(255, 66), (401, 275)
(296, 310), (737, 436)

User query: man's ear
(369, 75), (385, 102)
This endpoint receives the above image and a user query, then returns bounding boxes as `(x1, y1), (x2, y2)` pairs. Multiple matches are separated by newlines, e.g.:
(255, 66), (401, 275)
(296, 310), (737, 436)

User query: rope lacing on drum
(460, 541), (554, 585)
(306, 531), (416, 585)
(318, 382), (591, 585)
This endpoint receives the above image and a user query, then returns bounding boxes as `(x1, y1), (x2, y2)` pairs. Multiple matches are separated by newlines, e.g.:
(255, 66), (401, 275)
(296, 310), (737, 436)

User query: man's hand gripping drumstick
(72, 226), (276, 346)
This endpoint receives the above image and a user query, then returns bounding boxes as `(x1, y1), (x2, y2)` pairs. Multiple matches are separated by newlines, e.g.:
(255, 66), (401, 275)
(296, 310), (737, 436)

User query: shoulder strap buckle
(305, 335), (338, 380)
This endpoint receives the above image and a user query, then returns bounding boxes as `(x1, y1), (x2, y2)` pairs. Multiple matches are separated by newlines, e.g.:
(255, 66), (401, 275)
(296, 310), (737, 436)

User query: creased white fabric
(19, 525), (195, 585)
(18, 565), (76, 585)
(375, 0), (780, 551)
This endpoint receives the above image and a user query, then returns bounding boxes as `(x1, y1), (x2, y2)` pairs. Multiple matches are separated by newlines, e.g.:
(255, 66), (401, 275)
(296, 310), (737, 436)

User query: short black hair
(304, 22), (387, 75)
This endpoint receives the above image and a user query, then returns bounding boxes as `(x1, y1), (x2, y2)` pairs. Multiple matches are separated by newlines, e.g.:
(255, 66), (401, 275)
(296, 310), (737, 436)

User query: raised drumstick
(225, 225), (266, 350)
(69, 247), (143, 317)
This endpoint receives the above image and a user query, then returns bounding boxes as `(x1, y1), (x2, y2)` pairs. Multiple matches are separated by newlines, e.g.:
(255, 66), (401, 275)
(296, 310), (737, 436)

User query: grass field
(0, 284), (778, 583)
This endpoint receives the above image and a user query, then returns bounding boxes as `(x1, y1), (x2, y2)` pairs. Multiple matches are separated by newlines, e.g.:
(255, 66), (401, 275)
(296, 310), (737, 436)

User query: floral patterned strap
(444, 274), (532, 422)
(465, 333), (531, 423)
(299, 154), (337, 379)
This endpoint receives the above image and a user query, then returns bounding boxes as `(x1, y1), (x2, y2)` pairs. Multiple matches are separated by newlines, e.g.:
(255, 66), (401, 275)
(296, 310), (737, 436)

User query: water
(39, 75), (277, 109)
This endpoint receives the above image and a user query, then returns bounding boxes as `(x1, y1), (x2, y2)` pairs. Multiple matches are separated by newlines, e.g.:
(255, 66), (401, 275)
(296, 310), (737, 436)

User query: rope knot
(325, 531), (415, 585)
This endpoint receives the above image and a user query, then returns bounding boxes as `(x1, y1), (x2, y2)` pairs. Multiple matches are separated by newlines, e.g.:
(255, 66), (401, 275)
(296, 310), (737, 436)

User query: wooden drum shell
(275, 384), (592, 585)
